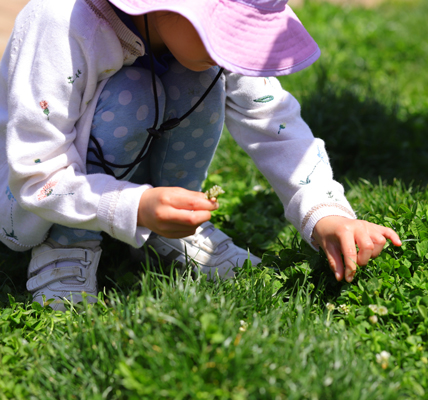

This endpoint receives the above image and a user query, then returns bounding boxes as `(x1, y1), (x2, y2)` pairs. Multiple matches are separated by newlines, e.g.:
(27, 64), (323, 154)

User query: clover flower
(205, 185), (225, 200)
(376, 351), (391, 369)
(239, 320), (248, 332)
(368, 304), (378, 313)
(369, 315), (378, 324)
(368, 304), (388, 316)
(378, 306), (388, 316)
(326, 303), (335, 312)
(338, 304), (350, 315)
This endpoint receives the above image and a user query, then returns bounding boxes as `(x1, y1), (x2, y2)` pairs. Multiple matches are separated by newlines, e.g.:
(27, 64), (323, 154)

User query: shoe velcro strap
(204, 229), (232, 248)
(26, 266), (88, 292)
(28, 248), (93, 276)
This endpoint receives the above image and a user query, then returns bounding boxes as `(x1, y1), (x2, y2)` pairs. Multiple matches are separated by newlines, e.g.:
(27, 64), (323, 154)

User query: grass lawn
(1, 0), (428, 398)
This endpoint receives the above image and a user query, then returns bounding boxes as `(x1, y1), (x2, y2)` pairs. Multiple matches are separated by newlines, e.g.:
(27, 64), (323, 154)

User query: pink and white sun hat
(108, 0), (321, 77)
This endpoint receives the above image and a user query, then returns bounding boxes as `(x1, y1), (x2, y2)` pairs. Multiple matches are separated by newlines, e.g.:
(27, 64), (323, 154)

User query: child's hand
(312, 216), (402, 282)
(138, 187), (219, 238)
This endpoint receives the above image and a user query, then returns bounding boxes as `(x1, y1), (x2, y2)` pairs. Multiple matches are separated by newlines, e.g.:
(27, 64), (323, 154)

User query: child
(0, 0), (401, 310)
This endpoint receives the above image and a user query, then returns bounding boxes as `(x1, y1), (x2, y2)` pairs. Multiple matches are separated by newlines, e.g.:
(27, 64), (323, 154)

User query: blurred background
(0, 0), (28, 57)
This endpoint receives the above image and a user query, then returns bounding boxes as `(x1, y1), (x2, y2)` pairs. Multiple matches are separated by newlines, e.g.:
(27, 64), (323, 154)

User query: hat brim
(108, 0), (320, 77)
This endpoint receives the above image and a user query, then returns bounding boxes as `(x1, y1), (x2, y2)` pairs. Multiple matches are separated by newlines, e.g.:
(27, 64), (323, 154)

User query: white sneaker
(145, 222), (261, 279)
(26, 240), (102, 311)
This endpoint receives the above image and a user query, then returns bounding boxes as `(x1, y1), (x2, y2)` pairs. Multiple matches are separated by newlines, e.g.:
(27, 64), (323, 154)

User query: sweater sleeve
(5, 0), (151, 248)
(224, 71), (356, 249)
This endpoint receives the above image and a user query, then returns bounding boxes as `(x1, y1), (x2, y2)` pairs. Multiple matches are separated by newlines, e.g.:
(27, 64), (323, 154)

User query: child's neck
(131, 14), (168, 58)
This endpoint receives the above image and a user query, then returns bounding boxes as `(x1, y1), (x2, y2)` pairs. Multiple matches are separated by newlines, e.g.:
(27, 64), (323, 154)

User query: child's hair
(108, 0), (321, 77)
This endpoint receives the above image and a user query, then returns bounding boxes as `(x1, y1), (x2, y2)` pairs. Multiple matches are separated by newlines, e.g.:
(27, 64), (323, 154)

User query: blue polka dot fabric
(50, 61), (225, 245)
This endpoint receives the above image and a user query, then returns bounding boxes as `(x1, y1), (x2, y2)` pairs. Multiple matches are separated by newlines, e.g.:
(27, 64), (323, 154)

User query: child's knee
(94, 67), (166, 136)
(88, 67), (166, 178)
(200, 66), (226, 103)
(163, 62), (225, 107)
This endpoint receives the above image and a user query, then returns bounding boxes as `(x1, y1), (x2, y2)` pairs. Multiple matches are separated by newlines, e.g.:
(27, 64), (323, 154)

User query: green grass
(2, 0), (428, 398)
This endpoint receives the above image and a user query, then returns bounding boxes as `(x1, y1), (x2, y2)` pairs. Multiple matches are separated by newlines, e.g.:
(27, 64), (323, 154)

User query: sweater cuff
(97, 181), (153, 248)
(302, 203), (357, 251)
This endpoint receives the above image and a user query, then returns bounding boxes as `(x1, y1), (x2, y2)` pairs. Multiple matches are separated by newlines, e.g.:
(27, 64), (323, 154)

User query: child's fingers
(138, 188), (218, 235)
(377, 225), (402, 247)
(165, 188), (219, 211)
(337, 231), (358, 282)
(152, 209), (213, 238)
(313, 218), (402, 284)
(355, 230), (376, 267)
(363, 225), (401, 260)
(161, 208), (212, 227)
(361, 223), (401, 259)
(323, 242), (345, 281)
(371, 237), (387, 259)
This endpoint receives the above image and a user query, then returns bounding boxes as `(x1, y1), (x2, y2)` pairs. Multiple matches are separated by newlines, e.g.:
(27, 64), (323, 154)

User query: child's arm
(224, 72), (400, 280)
(1, 1), (153, 248)
(312, 216), (401, 282)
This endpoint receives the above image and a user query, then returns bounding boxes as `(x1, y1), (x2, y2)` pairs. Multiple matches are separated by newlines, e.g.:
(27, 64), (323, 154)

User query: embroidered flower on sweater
(3, 186), (18, 241)
(326, 191), (340, 201)
(68, 69), (82, 84)
(5, 186), (15, 201)
(40, 100), (50, 120)
(277, 123), (286, 134)
(253, 95), (274, 103)
(317, 147), (329, 165)
(37, 180), (75, 201)
(37, 180), (58, 200)
(300, 146), (330, 185)
(34, 159), (41, 163)
(2, 228), (18, 241)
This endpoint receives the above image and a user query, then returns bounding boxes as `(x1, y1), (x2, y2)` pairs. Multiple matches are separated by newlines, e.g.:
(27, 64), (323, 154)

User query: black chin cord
(87, 14), (224, 180)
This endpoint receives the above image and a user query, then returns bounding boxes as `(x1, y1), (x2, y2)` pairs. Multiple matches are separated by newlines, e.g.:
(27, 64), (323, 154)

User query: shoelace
(87, 14), (224, 180)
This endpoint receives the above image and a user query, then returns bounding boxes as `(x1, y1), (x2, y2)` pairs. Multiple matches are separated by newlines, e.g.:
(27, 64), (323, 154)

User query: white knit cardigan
(0, 0), (356, 252)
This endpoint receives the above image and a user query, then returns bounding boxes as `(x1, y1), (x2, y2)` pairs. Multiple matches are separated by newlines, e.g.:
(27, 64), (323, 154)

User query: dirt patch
(0, 0), (29, 57)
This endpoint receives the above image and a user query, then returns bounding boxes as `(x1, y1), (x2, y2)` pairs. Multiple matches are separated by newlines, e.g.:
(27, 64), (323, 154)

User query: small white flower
(326, 303), (335, 312)
(376, 351), (391, 369)
(378, 306), (388, 316)
(239, 320), (248, 332)
(205, 185), (225, 200)
(376, 351), (390, 362)
(369, 315), (378, 324)
(338, 304), (350, 315)
(323, 376), (333, 387)
(368, 304), (378, 313)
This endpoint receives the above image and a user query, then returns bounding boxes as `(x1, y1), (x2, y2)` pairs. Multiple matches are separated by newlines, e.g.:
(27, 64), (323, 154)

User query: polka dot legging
(50, 60), (226, 246)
